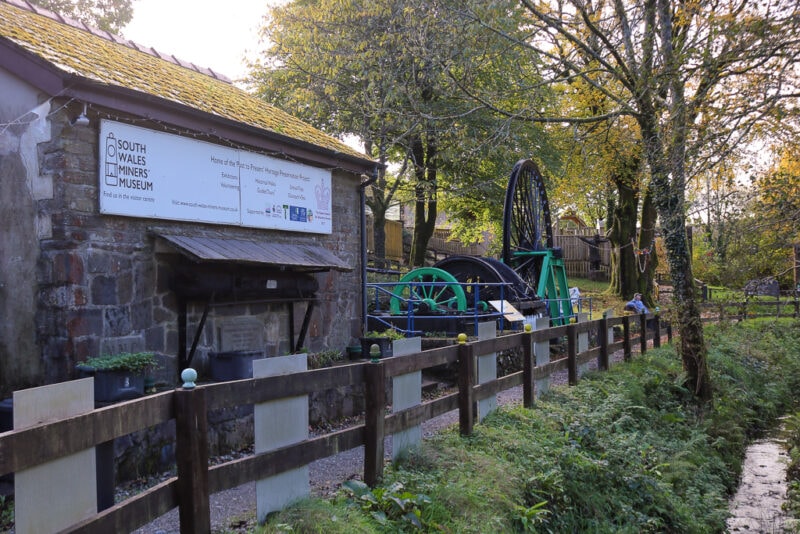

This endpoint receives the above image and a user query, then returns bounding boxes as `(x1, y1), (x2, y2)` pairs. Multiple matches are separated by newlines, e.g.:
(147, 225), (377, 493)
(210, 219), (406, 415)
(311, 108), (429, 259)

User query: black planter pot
(209, 350), (265, 381)
(346, 345), (363, 360)
(76, 365), (145, 403)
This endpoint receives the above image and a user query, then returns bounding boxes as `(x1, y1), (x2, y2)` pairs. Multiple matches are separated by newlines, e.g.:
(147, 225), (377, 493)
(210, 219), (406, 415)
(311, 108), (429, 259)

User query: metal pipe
(360, 166), (380, 334)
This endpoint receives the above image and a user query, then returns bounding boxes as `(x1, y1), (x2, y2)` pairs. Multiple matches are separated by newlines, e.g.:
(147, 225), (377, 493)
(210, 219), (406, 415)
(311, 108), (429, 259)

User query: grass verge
(259, 317), (800, 533)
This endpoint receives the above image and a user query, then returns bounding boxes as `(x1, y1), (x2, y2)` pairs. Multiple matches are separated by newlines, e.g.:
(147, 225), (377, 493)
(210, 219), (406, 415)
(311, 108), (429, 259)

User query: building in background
(0, 0), (376, 395)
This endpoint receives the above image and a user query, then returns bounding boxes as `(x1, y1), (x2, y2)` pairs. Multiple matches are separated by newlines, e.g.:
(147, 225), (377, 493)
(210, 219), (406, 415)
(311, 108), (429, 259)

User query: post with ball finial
(175, 368), (210, 533)
(522, 323), (535, 408)
(457, 333), (474, 436)
(364, 345), (386, 486)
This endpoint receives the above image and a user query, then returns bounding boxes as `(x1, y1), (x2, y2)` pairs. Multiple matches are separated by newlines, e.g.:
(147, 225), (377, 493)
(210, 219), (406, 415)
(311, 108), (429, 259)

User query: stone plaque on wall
(100, 335), (144, 355)
(218, 318), (266, 351)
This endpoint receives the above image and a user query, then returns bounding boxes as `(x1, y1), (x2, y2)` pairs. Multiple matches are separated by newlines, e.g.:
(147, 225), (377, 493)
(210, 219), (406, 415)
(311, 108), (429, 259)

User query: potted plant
(77, 352), (157, 403)
(209, 349), (265, 381)
(360, 328), (405, 359)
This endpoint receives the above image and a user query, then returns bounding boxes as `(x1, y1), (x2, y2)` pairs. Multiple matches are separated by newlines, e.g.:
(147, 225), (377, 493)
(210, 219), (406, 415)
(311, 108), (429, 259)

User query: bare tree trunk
(372, 208), (387, 261)
(662, 210), (712, 401)
(639, 184), (659, 307)
(609, 177), (640, 299)
(411, 181), (435, 267)
(639, 100), (711, 402)
(363, 143), (390, 264)
(410, 134), (437, 267)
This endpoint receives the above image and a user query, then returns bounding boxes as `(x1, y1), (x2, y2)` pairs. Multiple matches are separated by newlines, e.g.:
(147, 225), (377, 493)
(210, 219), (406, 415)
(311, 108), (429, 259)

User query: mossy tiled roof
(0, 0), (368, 161)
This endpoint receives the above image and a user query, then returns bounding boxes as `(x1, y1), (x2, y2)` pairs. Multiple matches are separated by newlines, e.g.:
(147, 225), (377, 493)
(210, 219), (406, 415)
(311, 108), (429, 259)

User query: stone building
(0, 0), (376, 397)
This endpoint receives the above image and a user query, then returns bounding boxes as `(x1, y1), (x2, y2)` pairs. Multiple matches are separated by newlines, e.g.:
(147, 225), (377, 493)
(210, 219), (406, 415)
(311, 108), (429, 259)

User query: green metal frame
(513, 250), (573, 325)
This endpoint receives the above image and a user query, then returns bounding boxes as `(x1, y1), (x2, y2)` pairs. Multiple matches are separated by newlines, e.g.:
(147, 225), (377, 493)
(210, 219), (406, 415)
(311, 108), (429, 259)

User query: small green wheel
(389, 267), (468, 315)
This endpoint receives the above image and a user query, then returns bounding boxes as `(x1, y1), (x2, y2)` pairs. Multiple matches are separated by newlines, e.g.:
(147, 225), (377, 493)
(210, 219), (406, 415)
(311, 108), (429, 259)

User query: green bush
(308, 349), (345, 370)
(364, 328), (406, 340)
(78, 351), (157, 372)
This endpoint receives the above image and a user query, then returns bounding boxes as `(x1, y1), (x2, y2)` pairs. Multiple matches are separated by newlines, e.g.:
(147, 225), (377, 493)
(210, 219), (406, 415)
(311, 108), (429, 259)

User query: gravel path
(134, 348), (618, 533)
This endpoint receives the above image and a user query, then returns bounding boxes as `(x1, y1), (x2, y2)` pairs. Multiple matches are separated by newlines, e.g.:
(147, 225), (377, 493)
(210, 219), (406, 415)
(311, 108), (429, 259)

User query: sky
(124, 0), (283, 82)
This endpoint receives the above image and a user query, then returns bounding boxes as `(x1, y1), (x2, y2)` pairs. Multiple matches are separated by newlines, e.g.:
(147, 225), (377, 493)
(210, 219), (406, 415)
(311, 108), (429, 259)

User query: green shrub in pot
(78, 352), (157, 373)
(77, 352), (157, 403)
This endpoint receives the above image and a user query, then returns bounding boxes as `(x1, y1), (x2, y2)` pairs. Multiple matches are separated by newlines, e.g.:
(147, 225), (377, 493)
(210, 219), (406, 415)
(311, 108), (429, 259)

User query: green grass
(258, 317), (800, 533)
(259, 498), (377, 533)
(705, 285), (744, 301)
(567, 276), (624, 315)
(0, 495), (11, 532)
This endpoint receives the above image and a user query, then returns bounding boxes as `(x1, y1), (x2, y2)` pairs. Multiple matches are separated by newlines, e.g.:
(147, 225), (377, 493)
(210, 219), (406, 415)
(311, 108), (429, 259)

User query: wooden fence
(554, 233), (612, 280)
(1, 312), (667, 533)
(699, 298), (800, 322)
(428, 228), (488, 261)
(366, 218), (404, 262)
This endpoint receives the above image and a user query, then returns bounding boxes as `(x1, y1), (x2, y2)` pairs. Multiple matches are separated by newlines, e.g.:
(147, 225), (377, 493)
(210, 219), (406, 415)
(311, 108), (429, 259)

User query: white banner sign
(98, 120), (332, 234)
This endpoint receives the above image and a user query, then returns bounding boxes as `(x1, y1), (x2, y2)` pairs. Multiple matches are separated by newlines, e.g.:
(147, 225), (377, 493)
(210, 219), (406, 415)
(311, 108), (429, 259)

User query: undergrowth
(259, 318), (800, 533)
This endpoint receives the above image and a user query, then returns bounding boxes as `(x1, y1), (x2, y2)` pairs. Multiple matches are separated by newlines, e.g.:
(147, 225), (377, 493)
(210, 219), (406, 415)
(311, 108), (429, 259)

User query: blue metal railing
(366, 280), (592, 337)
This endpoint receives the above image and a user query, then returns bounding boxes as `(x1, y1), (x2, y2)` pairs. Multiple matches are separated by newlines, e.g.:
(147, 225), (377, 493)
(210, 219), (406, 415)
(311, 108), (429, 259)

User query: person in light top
(625, 293), (649, 314)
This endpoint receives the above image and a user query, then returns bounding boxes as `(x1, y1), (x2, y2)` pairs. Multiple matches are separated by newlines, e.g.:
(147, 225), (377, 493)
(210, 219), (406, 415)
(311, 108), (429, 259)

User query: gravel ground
(133, 348), (620, 533)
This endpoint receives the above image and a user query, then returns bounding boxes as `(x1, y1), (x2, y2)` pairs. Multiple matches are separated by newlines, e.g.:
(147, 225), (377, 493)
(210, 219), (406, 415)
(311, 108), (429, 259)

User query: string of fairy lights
(0, 90), (75, 136)
(632, 237), (657, 273)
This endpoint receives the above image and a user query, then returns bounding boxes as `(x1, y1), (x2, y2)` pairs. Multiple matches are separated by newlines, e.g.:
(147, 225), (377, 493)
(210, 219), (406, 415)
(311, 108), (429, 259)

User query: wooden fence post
(653, 311), (661, 348)
(640, 313), (648, 354)
(598, 313), (609, 371)
(174, 369), (210, 534)
(457, 334), (475, 436)
(364, 348), (386, 487)
(522, 324), (535, 408)
(567, 323), (578, 386)
(623, 315), (632, 362)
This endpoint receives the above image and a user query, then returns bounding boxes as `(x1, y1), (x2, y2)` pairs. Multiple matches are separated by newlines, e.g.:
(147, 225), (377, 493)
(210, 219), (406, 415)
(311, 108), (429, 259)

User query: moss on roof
(0, 0), (368, 160)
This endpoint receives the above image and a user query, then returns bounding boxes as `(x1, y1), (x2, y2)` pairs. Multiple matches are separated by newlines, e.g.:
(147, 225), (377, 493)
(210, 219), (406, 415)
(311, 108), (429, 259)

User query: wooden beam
(174, 387), (210, 534)
(567, 324), (578, 386)
(363, 361), (386, 486)
(457, 340), (475, 436)
(522, 329), (535, 408)
(0, 392), (173, 475)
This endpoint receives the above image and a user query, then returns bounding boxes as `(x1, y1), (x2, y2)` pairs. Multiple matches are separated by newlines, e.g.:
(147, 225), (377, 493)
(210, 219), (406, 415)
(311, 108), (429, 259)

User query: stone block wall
(2, 97), (364, 395)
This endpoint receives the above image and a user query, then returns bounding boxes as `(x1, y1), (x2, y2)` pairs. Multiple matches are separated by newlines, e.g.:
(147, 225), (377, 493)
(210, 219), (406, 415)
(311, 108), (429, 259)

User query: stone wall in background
(1, 96), (363, 396)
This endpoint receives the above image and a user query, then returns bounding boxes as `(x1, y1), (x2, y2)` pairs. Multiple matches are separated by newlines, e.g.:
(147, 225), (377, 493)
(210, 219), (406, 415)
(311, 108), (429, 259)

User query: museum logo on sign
(104, 132), (153, 191)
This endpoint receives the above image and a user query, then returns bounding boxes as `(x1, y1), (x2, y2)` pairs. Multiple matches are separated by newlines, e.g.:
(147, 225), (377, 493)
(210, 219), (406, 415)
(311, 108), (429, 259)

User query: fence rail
(1, 312), (667, 533)
(699, 298), (800, 322)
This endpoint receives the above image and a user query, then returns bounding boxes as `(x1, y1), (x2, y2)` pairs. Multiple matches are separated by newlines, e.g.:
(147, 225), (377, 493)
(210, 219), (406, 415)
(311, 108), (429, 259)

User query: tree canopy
(248, 0), (800, 401)
(30, 0), (133, 34)
(248, 0), (555, 264)
(450, 0), (800, 402)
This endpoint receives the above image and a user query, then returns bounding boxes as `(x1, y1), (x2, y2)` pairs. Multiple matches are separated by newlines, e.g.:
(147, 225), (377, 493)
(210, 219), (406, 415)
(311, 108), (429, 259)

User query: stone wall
(0, 71), (53, 394)
(1, 94), (364, 396)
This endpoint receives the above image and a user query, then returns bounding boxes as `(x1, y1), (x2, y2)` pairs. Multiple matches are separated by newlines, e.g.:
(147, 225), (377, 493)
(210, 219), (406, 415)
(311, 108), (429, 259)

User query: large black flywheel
(433, 255), (545, 316)
(502, 159), (553, 290)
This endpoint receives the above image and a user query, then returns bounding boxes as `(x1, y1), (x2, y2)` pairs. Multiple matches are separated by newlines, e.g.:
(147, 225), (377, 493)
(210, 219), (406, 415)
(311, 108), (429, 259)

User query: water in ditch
(726, 432), (795, 532)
